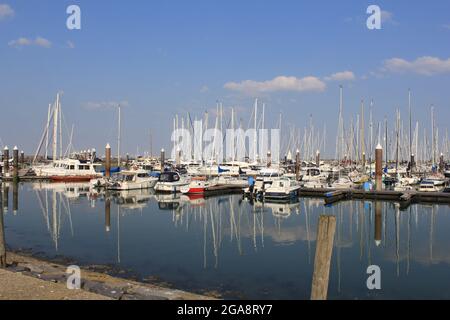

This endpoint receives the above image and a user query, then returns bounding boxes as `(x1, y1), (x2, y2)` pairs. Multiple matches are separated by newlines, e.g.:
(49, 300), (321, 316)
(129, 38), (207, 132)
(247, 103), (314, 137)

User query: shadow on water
(1, 181), (450, 299)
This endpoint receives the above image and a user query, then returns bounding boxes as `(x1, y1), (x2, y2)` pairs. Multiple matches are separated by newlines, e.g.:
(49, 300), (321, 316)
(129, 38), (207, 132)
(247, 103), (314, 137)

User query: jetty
(300, 187), (450, 209)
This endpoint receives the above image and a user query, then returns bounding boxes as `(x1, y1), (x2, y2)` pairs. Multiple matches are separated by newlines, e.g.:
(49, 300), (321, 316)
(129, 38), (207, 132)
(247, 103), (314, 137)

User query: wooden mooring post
(105, 197), (111, 232)
(105, 144), (111, 178)
(160, 148), (165, 172)
(13, 146), (19, 181)
(311, 215), (336, 300)
(375, 201), (382, 247)
(3, 146), (9, 177)
(0, 188), (6, 268)
(295, 149), (301, 181)
(375, 144), (383, 191)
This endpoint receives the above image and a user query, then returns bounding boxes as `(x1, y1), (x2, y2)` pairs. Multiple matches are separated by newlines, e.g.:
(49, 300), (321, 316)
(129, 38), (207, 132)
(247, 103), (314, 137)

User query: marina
(1, 89), (449, 300)
(2, 1), (450, 303)
(1, 182), (450, 299)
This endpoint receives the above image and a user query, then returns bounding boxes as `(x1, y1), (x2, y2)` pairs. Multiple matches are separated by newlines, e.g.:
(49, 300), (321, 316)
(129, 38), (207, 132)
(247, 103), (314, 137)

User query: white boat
(263, 178), (300, 200)
(107, 169), (158, 190)
(419, 180), (444, 192)
(33, 158), (101, 182)
(301, 167), (328, 182)
(329, 177), (355, 189)
(154, 171), (189, 193)
(302, 180), (328, 189)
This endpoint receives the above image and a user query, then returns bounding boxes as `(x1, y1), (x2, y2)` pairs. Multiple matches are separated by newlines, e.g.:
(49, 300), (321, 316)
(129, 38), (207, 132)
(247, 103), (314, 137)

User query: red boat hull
(184, 187), (206, 194)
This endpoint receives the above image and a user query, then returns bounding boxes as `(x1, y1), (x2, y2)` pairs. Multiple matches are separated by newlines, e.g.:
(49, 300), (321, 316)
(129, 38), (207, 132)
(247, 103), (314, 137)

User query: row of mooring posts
(103, 143), (167, 177)
(1, 183), (19, 215)
(1, 146), (25, 180)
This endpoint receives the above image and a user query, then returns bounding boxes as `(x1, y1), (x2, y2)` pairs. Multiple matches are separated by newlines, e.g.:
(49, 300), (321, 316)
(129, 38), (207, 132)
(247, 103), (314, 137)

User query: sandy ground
(0, 252), (215, 300)
(0, 268), (111, 300)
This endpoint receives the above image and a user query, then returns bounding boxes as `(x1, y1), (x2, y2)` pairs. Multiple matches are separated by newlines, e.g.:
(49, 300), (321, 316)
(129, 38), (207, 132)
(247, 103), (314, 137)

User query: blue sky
(0, 0), (449, 157)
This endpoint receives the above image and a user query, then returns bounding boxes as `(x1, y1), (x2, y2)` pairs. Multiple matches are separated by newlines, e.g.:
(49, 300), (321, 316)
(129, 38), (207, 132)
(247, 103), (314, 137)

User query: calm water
(1, 181), (450, 299)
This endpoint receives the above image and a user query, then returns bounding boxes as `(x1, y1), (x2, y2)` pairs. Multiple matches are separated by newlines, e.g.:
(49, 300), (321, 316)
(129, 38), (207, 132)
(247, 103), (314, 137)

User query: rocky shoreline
(1, 251), (214, 300)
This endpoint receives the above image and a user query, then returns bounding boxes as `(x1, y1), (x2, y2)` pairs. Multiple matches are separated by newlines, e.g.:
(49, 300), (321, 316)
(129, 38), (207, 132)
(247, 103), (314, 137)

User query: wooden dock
(299, 187), (450, 208)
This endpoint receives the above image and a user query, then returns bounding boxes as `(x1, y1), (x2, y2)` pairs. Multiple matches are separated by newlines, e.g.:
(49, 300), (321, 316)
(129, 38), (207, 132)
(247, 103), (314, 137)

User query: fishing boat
(154, 171), (189, 193)
(107, 169), (158, 191)
(263, 178), (300, 200)
(34, 158), (102, 182)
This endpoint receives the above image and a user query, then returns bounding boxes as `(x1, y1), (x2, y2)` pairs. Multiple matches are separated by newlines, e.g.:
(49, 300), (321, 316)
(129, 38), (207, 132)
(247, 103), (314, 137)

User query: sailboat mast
(118, 105), (121, 167)
(53, 93), (59, 161)
(59, 97), (63, 159)
(360, 99), (365, 166)
(408, 89), (412, 162)
(254, 99), (258, 162)
(45, 103), (51, 159)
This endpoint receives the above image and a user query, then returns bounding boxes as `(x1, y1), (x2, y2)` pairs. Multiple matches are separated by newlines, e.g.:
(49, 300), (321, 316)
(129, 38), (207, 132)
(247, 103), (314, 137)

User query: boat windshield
(159, 172), (180, 182)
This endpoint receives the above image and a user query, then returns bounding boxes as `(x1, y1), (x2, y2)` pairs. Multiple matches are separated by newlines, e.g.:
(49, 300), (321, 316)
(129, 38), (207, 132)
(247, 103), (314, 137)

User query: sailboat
(32, 93), (101, 181)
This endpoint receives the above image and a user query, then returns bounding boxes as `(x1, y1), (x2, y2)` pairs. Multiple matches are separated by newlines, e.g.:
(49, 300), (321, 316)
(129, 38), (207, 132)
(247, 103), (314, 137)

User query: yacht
(33, 158), (102, 182)
(419, 180), (444, 192)
(154, 171), (189, 193)
(107, 169), (158, 190)
(263, 178), (301, 200)
(329, 177), (355, 189)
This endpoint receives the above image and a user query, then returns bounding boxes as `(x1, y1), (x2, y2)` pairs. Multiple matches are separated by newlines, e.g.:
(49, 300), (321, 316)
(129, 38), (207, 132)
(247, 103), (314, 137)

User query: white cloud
(383, 56), (450, 76)
(324, 71), (355, 81)
(85, 101), (130, 110)
(0, 4), (14, 20)
(66, 40), (75, 49)
(34, 37), (51, 48)
(8, 37), (32, 47)
(224, 76), (326, 95)
(8, 36), (52, 48)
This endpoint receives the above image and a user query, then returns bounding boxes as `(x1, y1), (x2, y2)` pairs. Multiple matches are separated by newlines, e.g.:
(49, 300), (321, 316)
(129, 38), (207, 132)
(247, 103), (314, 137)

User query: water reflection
(1, 181), (450, 299)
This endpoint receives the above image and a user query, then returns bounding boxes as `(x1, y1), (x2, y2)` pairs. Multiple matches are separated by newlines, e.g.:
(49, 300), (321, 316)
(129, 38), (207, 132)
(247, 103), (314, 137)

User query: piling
(126, 153), (130, 168)
(375, 144), (383, 191)
(20, 151), (24, 168)
(316, 150), (320, 167)
(410, 154), (415, 174)
(362, 152), (366, 169)
(13, 146), (19, 180)
(439, 153), (444, 173)
(267, 151), (272, 168)
(105, 197), (111, 232)
(105, 144), (111, 178)
(2, 184), (9, 214)
(12, 182), (18, 215)
(374, 202), (382, 246)
(3, 146), (9, 176)
(0, 189), (6, 267)
(311, 215), (336, 300)
(295, 149), (300, 181)
(160, 149), (165, 172)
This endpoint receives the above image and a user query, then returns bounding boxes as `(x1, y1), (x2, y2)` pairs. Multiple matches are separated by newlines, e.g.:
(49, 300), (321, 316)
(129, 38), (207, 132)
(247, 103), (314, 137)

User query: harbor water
(1, 181), (450, 299)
